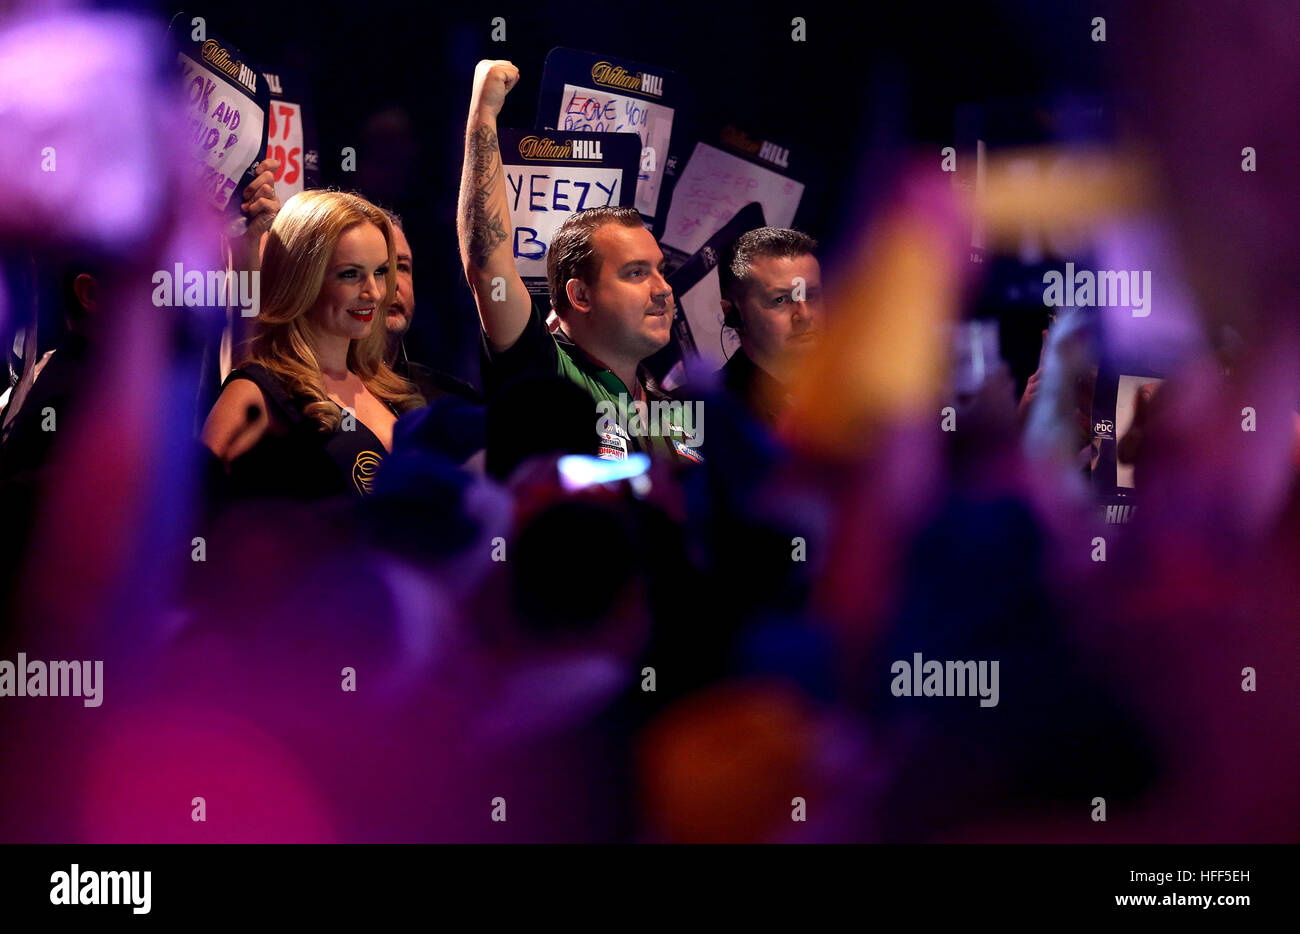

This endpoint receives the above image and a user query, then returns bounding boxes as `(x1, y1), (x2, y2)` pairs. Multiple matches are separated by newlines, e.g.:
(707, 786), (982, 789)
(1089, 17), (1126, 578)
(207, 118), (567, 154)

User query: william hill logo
(201, 39), (257, 93)
(519, 136), (603, 162)
(591, 61), (663, 97)
(720, 126), (789, 169)
(758, 141), (790, 168)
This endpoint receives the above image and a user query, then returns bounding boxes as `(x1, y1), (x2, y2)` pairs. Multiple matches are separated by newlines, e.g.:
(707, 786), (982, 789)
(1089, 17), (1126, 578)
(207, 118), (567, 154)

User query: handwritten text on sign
(661, 142), (804, 256)
(504, 165), (622, 279)
(264, 102), (304, 200)
(178, 53), (264, 211)
(559, 84), (671, 218)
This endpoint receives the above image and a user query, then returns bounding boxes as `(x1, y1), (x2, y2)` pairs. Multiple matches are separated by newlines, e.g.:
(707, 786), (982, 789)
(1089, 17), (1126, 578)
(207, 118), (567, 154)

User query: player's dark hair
(547, 206), (646, 318)
(719, 227), (818, 331)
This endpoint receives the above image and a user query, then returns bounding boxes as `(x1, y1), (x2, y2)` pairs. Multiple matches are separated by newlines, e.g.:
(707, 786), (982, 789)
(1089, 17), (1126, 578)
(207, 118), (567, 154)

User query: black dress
(218, 363), (403, 500)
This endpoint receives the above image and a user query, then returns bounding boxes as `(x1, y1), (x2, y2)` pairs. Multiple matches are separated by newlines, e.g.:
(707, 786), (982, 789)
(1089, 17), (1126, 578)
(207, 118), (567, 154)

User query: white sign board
(503, 164), (624, 279)
(558, 84), (672, 218)
(662, 142), (804, 256)
(265, 101), (305, 201)
(178, 52), (264, 212)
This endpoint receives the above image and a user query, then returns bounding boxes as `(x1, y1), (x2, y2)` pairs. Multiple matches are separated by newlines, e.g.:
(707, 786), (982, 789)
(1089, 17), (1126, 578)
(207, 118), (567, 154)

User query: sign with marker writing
(497, 128), (640, 297)
(537, 48), (686, 224)
(644, 202), (768, 386)
(168, 14), (268, 225)
(261, 68), (321, 203)
(661, 142), (804, 257)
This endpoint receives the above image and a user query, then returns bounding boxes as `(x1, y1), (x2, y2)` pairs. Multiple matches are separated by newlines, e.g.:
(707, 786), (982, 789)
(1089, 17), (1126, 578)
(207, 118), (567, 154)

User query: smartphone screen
(557, 453), (652, 493)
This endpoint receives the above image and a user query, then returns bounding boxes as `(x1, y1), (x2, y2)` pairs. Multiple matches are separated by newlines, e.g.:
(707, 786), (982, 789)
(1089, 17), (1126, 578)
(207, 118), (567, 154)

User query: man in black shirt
(456, 60), (702, 464)
(380, 209), (482, 406)
(718, 227), (825, 428)
(0, 266), (98, 484)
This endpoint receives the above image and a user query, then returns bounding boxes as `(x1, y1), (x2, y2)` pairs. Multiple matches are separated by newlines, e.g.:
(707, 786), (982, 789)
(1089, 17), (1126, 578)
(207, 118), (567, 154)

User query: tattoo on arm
(462, 125), (508, 267)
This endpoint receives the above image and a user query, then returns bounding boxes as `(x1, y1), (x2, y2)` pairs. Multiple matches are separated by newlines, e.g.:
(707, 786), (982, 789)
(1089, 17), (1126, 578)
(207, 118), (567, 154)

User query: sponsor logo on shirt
(352, 450), (383, 495)
(595, 395), (704, 454)
(672, 440), (705, 464)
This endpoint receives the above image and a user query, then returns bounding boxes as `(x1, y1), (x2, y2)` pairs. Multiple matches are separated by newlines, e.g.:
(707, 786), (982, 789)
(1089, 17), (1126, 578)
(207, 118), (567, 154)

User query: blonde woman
(202, 190), (424, 498)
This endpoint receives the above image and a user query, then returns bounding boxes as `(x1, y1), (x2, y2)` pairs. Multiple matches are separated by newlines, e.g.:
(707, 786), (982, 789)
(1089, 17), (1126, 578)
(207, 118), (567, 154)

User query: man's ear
(721, 297), (742, 333)
(565, 277), (592, 316)
(72, 273), (98, 312)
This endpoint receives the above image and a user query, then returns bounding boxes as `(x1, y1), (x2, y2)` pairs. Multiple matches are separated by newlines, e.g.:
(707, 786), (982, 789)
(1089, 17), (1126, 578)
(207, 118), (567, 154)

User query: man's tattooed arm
(457, 110), (530, 349)
(460, 125), (508, 267)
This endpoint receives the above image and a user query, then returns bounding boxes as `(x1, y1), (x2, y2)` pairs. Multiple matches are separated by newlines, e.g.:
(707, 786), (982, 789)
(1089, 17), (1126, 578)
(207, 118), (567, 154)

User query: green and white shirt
(481, 301), (703, 464)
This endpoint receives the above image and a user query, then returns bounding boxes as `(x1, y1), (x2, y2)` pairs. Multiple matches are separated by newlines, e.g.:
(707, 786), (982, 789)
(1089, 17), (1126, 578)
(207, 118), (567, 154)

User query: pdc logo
(1094, 419), (1115, 439)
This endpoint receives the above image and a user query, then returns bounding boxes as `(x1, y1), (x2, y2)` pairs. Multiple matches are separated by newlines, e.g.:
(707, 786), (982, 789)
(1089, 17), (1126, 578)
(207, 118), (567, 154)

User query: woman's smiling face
(307, 222), (391, 342)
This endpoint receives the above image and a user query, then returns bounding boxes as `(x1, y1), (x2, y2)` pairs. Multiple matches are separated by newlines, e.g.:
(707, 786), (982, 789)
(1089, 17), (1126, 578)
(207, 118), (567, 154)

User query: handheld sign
(497, 128), (640, 298)
(169, 14), (269, 230)
(660, 140), (804, 260)
(1091, 369), (1164, 498)
(644, 201), (768, 385)
(537, 48), (685, 226)
(1089, 341), (1170, 525)
(261, 68), (322, 203)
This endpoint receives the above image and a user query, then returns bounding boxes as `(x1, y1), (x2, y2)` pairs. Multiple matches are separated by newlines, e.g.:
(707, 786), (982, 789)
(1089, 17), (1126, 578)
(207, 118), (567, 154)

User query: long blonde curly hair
(248, 189), (422, 431)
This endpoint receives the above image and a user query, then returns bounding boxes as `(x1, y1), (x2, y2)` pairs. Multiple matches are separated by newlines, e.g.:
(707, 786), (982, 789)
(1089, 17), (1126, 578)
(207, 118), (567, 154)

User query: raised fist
(471, 59), (520, 118)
